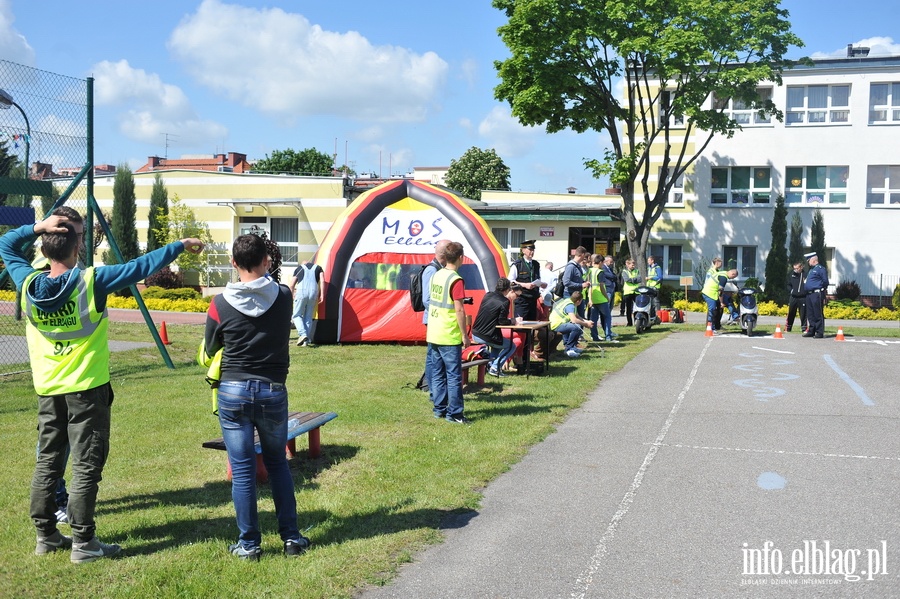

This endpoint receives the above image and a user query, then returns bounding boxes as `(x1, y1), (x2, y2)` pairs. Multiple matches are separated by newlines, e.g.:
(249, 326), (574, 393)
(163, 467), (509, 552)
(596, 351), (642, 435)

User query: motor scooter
(633, 285), (660, 334)
(738, 286), (759, 336)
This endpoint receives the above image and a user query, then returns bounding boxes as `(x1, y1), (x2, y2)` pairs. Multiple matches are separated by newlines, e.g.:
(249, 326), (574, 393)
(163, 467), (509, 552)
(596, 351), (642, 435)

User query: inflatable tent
(314, 179), (507, 343)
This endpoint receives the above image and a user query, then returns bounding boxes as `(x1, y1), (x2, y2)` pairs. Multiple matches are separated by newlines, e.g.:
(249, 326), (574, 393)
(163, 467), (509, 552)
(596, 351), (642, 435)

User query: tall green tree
(253, 148), (334, 176)
(147, 173), (169, 252)
(788, 211), (804, 266)
(493, 0), (802, 279)
(810, 208), (827, 272)
(764, 196), (789, 304)
(0, 139), (18, 206)
(444, 147), (511, 200)
(103, 164), (140, 265)
(154, 194), (214, 283)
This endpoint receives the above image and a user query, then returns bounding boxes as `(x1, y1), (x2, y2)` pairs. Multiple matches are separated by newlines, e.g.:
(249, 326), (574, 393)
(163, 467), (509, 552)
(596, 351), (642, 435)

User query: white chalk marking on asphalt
(650, 442), (899, 462)
(571, 337), (712, 599)
(823, 354), (875, 406)
(751, 346), (795, 354)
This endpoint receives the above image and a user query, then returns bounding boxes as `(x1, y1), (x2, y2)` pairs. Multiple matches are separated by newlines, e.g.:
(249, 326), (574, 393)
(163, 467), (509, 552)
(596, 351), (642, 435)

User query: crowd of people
(2, 208), (833, 564)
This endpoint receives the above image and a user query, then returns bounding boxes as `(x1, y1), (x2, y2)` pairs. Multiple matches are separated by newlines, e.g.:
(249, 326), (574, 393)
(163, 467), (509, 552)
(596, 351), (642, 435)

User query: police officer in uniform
(802, 252), (829, 338)
(508, 240), (543, 321)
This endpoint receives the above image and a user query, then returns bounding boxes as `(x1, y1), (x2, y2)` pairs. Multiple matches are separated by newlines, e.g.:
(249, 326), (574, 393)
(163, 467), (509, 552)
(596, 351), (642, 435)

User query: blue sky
(3, 0), (900, 193)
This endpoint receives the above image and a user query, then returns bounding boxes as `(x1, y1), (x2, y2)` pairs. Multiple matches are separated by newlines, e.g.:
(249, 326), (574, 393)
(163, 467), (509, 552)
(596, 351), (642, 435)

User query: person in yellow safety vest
(621, 258), (641, 326)
(0, 206), (204, 563)
(376, 263), (401, 290)
(645, 255), (663, 317)
(587, 254), (615, 342)
(702, 266), (736, 333)
(426, 241), (471, 424)
(549, 291), (593, 358)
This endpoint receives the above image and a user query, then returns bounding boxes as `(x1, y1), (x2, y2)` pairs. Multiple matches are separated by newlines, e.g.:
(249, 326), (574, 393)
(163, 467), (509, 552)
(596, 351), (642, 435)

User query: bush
(659, 283), (679, 307)
(834, 280), (861, 301)
(893, 284), (900, 311)
(142, 286), (202, 301)
(145, 266), (183, 289)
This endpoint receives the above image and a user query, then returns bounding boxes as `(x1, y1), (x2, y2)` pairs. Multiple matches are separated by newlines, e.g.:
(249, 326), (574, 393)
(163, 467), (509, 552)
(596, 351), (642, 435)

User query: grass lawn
(0, 317), (896, 598)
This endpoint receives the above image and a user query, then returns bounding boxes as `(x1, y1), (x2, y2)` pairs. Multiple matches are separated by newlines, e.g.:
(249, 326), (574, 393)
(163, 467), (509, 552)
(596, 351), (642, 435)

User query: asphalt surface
(361, 324), (900, 598)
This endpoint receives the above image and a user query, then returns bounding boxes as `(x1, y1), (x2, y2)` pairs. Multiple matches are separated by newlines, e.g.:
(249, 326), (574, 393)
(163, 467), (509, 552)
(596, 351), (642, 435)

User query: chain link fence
(0, 60), (89, 375)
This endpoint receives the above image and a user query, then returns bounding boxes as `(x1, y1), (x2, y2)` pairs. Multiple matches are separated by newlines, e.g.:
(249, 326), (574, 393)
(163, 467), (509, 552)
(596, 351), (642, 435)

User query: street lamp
(0, 88), (31, 184)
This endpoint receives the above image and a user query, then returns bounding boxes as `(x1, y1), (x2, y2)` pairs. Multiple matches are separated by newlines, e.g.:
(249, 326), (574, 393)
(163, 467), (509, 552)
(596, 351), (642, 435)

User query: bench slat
(202, 410), (337, 453)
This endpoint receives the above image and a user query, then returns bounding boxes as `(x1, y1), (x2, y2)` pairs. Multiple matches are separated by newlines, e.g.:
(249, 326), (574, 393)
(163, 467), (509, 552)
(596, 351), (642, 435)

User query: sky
(3, 0), (900, 194)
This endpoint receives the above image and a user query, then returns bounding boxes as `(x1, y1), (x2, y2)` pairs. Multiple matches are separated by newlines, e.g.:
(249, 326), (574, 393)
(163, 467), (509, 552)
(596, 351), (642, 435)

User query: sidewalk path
(362, 328), (900, 598)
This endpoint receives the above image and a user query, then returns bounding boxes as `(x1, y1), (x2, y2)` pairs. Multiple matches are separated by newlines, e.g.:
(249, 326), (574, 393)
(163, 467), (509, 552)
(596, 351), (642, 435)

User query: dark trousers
(514, 296), (538, 321)
(32, 384), (112, 542)
(806, 291), (825, 337)
(786, 296), (806, 331)
(622, 294), (635, 325)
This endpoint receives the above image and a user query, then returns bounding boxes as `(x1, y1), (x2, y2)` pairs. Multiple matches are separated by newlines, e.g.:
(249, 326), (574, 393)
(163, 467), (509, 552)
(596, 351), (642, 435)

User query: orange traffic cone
(773, 325), (784, 339)
(705, 323), (714, 337)
(160, 321), (171, 345)
(835, 326), (845, 341)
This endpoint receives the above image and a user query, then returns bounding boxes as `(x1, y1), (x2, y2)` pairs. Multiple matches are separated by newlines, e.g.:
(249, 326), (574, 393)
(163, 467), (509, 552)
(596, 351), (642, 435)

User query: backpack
(552, 268), (568, 299)
(409, 261), (437, 312)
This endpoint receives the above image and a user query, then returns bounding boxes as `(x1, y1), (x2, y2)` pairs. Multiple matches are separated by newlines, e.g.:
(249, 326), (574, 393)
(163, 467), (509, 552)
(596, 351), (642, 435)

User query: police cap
(804, 252), (817, 261)
(520, 239), (536, 250)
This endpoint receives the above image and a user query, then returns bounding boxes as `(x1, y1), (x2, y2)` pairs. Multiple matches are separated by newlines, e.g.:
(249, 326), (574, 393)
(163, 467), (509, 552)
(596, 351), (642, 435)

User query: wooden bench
(461, 358), (491, 386)
(202, 410), (337, 483)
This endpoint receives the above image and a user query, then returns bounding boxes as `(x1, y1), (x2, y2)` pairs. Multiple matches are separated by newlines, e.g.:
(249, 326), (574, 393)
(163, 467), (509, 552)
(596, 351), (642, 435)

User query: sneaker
(566, 349), (580, 358)
(55, 506), (68, 524)
(609, 332), (619, 338)
(445, 415), (471, 425)
(433, 411), (445, 419)
(605, 337), (619, 343)
(35, 530), (72, 555)
(284, 536), (311, 557)
(488, 367), (506, 378)
(228, 543), (261, 561)
(296, 336), (308, 347)
(71, 537), (122, 564)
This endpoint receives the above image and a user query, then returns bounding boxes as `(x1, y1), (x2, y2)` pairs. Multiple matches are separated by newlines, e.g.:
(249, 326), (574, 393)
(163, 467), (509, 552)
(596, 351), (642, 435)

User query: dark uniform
(510, 241), (542, 321)
(803, 254), (829, 338)
(785, 267), (806, 332)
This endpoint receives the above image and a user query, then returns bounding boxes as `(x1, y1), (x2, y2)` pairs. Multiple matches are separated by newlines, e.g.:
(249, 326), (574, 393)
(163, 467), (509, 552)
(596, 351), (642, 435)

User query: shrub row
(673, 299), (898, 321)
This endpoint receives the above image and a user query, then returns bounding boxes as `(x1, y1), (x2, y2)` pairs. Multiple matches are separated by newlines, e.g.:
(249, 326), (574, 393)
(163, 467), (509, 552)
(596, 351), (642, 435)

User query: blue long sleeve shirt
(0, 223), (186, 314)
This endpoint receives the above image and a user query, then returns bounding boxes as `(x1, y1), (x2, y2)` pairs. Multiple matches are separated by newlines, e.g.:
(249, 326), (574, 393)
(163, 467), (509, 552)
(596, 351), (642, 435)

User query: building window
(869, 83), (900, 123)
(723, 246), (756, 279)
(786, 85), (850, 125)
(712, 87), (773, 125)
(660, 90), (685, 128)
(270, 217), (299, 264)
(866, 165), (900, 206)
(660, 168), (685, 205)
(710, 167), (772, 205)
(649, 244), (683, 277)
(785, 166), (848, 205)
(492, 227), (527, 263)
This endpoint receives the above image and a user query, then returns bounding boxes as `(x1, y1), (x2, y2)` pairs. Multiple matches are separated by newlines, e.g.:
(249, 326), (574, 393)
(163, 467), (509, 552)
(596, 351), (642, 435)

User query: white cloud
(809, 36), (900, 59)
(0, 0), (35, 66)
(477, 105), (542, 158)
(167, 0), (448, 123)
(91, 59), (227, 146)
(459, 58), (478, 87)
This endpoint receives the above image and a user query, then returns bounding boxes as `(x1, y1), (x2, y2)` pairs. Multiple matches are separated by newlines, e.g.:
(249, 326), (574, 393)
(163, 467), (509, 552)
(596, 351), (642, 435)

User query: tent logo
(382, 215), (444, 247)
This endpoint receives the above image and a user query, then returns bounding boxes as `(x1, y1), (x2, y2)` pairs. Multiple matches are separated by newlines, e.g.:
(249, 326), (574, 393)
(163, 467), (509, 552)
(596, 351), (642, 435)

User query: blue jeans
(429, 343), (464, 418)
(554, 322), (582, 350)
(472, 334), (516, 372)
(589, 302), (613, 340)
(217, 380), (300, 549)
(703, 294), (719, 329)
(292, 294), (317, 341)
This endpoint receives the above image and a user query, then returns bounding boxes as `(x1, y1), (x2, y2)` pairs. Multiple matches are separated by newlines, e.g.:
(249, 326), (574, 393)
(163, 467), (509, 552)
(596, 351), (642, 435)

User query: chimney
(567, 186), (577, 194)
(149, 156), (161, 169)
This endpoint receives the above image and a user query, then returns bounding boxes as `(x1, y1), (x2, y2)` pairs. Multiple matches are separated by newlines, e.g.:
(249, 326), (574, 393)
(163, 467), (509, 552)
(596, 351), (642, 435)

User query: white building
(669, 50), (900, 299)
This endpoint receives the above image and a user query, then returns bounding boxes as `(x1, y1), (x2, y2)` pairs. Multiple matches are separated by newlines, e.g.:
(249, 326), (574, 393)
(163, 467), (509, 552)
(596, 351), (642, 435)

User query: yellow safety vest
(702, 269), (728, 299)
(376, 263), (400, 290)
(426, 268), (463, 345)
(549, 297), (575, 331)
(588, 267), (608, 304)
(622, 268), (640, 295)
(21, 267), (110, 395)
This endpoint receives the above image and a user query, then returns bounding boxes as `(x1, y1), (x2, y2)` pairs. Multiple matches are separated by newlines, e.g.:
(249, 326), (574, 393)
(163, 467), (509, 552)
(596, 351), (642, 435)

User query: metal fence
(0, 60), (89, 375)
